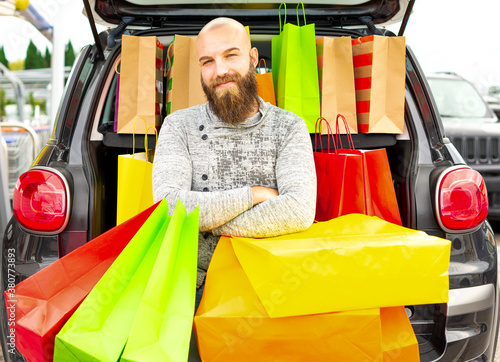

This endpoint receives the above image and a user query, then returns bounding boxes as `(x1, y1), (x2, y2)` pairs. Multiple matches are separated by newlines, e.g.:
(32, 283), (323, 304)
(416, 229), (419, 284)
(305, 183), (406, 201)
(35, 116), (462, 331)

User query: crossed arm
(152, 118), (316, 238)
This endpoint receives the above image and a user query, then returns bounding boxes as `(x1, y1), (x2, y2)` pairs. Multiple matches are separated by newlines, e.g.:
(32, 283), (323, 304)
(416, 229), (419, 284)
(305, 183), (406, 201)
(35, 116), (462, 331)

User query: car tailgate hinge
(107, 16), (135, 49)
(359, 16), (383, 35)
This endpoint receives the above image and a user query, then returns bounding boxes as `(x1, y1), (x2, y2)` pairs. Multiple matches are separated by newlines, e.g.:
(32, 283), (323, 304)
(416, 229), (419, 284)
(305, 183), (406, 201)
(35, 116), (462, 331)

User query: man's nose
(215, 60), (229, 77)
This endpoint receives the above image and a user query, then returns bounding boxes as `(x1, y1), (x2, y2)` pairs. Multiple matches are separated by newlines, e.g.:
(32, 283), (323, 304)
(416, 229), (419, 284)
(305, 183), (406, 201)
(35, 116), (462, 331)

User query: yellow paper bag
(116, 119), (157, 225)
(230, 213), (450, 317)
(195, 237), (385, 361)
(195, 236), (419, 361)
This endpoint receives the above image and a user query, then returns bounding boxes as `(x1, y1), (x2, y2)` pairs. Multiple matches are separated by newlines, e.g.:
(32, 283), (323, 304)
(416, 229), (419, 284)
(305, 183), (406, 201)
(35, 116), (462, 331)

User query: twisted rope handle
(257, 58), (268, 74)
(145, 125), (158, 162)
(315, 117), (336, 153)
(335, 114), (355, 153)
(296, 2), (306, 26)
(278, 3), (287, 33)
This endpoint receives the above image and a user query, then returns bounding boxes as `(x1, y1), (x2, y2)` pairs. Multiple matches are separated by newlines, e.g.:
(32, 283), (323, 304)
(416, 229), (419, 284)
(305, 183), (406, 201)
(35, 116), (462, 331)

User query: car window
(427, 77), (489, 120)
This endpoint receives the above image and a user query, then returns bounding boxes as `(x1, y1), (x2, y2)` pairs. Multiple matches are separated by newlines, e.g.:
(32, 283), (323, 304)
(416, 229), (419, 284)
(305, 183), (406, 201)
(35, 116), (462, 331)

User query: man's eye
(227, 53), (237, 58)
(202, 59), (213, 66)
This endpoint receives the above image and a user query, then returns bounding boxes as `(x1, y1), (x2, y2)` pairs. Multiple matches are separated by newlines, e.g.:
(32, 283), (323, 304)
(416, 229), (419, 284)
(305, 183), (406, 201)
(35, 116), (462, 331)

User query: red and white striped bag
(351, 35), (406, 134)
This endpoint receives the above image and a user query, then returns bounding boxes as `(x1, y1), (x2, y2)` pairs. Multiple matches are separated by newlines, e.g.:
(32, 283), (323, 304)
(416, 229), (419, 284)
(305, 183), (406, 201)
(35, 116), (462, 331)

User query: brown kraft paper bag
(316, 36), (357, 134)
(352, 35), (406, 133)
(166, 35), (206, 115)
(116, 35), (163, 134)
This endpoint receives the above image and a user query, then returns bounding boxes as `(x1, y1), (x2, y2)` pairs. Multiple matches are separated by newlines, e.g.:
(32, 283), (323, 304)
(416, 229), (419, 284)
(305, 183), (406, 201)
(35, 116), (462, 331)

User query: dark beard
(202, 63), (260, 124)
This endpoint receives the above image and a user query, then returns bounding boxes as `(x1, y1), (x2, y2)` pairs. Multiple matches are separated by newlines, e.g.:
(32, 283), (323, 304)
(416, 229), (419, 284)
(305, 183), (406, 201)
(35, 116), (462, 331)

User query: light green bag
(272, 2), (321, 132)
(54, 200), (199, 361)
(120, 204), (199, 361)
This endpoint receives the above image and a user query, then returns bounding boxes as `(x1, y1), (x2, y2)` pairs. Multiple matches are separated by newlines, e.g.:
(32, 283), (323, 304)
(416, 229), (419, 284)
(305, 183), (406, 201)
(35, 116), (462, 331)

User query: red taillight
(436, 166), (488, 232)
(13, 168), (70, 234)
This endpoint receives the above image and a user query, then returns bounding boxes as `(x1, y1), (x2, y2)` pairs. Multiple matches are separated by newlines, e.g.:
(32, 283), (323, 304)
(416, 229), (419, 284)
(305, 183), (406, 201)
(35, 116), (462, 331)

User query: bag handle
(115, 58), (121, 74)
(297, 2), (306, 26)
(145, 125), (158, 163)
(278, 3), (287, 33)
(315, 117), (335, 153)
(335, 114), (355, 152)
(164, 41), (174, 78)
(132, 117), (157, 163)
(257, 58), (268, 74)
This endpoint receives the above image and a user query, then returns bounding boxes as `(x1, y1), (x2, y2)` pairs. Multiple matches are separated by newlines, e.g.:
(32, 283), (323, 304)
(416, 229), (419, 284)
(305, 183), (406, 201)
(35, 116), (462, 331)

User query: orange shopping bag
(256, 59), (276, 105)
(194, 233), (424, 361)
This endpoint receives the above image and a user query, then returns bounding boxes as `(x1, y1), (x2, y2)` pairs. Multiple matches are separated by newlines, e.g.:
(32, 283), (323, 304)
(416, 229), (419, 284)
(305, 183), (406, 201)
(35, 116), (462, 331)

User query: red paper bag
(4, 203), (159, 362)
(314, 118), (364, 222)
(314, 115), (401, 225)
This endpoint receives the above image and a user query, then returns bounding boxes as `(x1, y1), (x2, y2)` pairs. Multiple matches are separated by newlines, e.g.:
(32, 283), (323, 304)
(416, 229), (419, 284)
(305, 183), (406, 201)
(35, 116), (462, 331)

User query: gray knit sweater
(152, 99), (317, 287)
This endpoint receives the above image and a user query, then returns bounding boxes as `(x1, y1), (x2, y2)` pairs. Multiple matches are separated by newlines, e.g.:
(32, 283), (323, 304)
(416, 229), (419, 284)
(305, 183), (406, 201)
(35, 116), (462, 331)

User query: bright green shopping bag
(120, 205), (199, 361)
(54, 200), (199, 361)
(272, 2), (321, 132)
(53, 200), (171, 361)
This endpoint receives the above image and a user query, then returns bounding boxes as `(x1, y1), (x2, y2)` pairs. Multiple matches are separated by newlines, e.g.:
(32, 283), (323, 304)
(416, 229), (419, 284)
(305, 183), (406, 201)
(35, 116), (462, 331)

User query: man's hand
(251, 186), (279, 206)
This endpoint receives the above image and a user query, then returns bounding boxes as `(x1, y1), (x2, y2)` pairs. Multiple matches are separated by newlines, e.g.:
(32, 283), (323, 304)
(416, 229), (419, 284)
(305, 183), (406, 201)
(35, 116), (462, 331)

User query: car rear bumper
(432, 284), (499, 361)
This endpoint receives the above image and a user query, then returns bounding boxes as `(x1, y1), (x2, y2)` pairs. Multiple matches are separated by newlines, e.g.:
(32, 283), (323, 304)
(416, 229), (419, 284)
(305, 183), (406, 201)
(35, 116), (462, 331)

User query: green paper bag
(54, 200), (171, 361)
(120, 205), (199, 361)
(272, 2), (321, 133)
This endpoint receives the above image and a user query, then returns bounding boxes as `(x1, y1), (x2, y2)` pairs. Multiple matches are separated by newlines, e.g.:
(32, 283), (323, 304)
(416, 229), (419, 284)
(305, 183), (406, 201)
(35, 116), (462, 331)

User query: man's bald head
(197, 17), (250, 48)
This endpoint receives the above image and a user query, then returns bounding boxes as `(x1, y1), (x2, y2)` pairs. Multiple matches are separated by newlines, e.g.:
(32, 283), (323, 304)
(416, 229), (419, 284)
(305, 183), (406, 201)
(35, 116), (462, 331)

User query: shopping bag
(194, 236), (420, 361)
(352, 35), (406, 133)
(229, 213), (450, 317)
(316, 36), (357, 133)
(313, 117), (364, 222)
(381, 307), (420, 361)
(121, 204), (198, 361)
(54, 200), (198, 362)
(333, 114), (402, 225)
(256, 59), (276, 105)
(116, 35), (163, 134)
(166, 35), (206, 115)
(116, 117), (157, 225)
(272, 3), (321, 132)
(54, 200), (171, 361)
(5, 203), (159, 362)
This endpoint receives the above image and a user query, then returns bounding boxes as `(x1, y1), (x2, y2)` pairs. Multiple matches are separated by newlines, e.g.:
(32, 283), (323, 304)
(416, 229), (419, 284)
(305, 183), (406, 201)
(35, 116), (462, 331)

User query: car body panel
(1, 2), (498, 361)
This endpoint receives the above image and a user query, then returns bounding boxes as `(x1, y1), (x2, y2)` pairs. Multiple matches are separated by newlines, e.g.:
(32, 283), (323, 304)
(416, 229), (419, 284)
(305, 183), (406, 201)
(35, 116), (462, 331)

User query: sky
(1, 0), (500, 93)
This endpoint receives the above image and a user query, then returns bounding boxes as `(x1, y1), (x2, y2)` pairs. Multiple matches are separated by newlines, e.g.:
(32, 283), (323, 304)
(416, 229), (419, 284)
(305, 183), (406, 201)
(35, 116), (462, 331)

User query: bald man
(152, 17), (316, 292)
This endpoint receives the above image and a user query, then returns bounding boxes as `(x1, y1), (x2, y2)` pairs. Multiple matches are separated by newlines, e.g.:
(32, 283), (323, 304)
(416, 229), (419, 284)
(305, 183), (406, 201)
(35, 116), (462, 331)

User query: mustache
(209, 74), (241, 88)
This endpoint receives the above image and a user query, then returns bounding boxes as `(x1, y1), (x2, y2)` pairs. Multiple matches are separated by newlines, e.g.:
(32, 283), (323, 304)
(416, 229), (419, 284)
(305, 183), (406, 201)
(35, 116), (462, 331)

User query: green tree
(25, 40), (46, 69)
(65, 40), (75, 67)
(44, 47), (51, 68)
(0, 47), (8, 68)
(0, 88), (6, 121)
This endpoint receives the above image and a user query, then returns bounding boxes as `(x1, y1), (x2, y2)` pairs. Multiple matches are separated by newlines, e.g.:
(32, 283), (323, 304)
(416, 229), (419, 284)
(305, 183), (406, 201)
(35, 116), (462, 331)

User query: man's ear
(250, 47), (259, 67)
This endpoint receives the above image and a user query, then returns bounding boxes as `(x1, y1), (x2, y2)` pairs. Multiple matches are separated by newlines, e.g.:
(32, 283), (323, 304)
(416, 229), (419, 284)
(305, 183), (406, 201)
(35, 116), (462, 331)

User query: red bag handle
(335, 114), (355, 152)
(315, 117), (336, 153)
